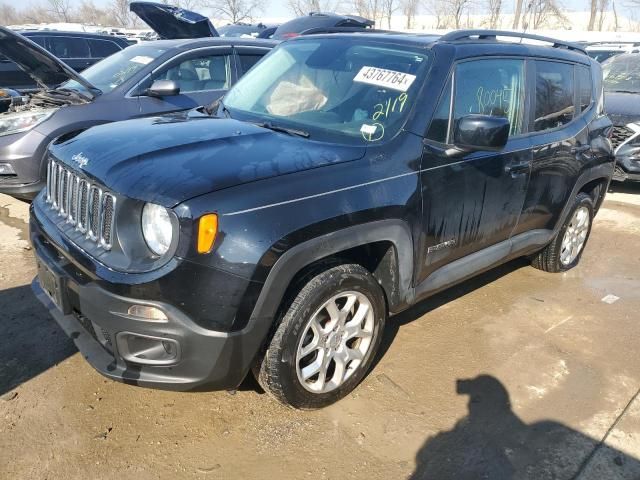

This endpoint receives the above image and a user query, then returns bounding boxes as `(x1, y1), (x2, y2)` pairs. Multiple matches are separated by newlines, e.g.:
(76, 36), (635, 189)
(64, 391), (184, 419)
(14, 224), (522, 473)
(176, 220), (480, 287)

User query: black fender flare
(248, 219), (415, 328)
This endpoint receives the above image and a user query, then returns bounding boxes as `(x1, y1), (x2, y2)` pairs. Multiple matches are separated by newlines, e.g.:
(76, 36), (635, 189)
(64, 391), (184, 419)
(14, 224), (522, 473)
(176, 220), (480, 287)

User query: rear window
(48, 36), (90, 59)
(89, 39), (122, 58)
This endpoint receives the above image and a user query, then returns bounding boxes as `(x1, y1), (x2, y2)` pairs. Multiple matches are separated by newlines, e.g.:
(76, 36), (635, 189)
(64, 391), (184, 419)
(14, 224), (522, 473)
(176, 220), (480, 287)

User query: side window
(577, 65), (593, 113)
(27, 36), (46, 48)
(453, 59), (525, 136)
(238, 54), (263, 74)
(48, 36), (90, 59)
(89, 39), (121, 58)
(156, 54), (230, 93)
(534, 61), (574, 132)
(426, 76), (452, 143)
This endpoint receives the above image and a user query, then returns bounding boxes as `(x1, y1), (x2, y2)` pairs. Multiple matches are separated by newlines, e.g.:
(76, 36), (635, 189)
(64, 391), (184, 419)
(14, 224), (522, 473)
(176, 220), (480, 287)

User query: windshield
(62, 45), (167, 94)
(588, 50), (621, 63)
(224, 38), (431, 145)
(603, 54), (640, 93)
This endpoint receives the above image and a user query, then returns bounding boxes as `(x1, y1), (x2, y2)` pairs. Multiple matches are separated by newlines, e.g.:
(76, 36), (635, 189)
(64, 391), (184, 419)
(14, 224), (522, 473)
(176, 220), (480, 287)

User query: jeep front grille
(45, 159), (116, 250)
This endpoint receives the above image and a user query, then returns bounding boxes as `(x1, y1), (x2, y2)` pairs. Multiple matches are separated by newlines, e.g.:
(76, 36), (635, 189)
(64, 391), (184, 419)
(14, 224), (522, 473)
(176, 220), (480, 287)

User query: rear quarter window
(577, 65), (593, 113)
(89, 39), (122, 58)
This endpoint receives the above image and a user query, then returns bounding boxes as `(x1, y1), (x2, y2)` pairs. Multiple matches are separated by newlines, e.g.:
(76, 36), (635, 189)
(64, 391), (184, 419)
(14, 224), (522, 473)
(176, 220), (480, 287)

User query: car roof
(143, 37), (279, 50)
(18, 30), (129, 41)
(291, 31), (591, 64)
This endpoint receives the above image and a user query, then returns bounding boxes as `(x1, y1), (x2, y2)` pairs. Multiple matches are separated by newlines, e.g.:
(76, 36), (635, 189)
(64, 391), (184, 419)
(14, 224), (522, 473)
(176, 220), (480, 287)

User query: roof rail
(299, 26), (399, 36)
(439, 29), (587, 55)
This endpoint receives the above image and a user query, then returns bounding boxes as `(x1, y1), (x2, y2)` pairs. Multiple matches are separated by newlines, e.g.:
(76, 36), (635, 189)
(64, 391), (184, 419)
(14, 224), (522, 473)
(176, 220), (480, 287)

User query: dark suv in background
(0, 30), (130, 92)
(31, 31), (613, 409)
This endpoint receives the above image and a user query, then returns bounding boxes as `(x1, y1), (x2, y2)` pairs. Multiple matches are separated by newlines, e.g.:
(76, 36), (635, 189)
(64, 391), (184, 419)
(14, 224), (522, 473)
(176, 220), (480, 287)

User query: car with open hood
(272, 12), (374, 39)
(30, 30), (613, 408)
(602, 53), (640, 182)
(0, 30), (131, 93)
(0, 2), (274, 200)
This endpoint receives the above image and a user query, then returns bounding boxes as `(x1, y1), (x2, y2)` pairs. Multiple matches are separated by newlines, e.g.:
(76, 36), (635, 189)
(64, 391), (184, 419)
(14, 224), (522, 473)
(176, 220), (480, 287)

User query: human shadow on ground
(409, 375), (640, 480)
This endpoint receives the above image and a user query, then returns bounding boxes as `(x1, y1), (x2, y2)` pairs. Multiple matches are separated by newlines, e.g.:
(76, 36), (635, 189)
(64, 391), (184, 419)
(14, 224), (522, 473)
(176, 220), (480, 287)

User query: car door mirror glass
(147, 79), (180, 97)
(453, 114), (510, 152)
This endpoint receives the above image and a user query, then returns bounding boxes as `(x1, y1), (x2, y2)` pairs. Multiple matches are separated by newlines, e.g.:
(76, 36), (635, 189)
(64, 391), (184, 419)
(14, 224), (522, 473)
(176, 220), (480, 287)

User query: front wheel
(253, 264), (386, 409)
(531, 192), (594, 272)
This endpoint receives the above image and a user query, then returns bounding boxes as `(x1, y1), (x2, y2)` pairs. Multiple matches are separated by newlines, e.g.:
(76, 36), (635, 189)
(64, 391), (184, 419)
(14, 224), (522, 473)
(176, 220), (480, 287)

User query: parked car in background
(0, 88), (26, 114)
(586, 42), (640, 63)
(218, 23), (278, 39)
(0, 11), (273, 199)
(602, 53), (640, 182)
(31, 30), (613, 408)
(130, 1), (218, 39)
(272, 12), (374, 39)
(0, 31), (130, 92)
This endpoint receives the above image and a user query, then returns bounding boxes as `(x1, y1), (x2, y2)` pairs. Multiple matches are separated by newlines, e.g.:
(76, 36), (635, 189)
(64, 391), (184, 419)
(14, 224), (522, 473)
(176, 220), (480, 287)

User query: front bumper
(30, 206), (269, 391)
(0, 128), (48, 199)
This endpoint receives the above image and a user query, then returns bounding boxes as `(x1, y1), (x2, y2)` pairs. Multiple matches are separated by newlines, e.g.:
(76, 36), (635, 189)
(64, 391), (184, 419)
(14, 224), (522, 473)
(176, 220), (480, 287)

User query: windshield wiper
(253, 121), (310, 138)
(56, 87), (99, 102)
(607, 89), (640, 94)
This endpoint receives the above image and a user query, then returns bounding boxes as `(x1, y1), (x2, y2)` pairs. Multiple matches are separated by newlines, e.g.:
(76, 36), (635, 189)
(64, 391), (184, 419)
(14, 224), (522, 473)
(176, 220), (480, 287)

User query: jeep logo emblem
(71, 152), (89, 168)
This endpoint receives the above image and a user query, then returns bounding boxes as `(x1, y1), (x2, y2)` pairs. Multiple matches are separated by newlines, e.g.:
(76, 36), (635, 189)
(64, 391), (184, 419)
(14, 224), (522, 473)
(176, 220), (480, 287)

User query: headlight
(141, 203), (173, 256)
(0, 109), (55, 137)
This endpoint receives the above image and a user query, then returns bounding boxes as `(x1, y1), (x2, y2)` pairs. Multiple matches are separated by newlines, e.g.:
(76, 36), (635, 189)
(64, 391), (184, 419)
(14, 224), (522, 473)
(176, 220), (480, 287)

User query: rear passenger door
(137, 48), (233, 115)
(511, 60), (591, 236)
(418, 57), (532, 285)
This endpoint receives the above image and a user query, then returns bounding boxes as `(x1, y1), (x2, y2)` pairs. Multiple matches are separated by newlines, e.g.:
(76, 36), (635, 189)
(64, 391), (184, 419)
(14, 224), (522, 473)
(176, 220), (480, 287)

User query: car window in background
(49, 36), (90, 58)
(454, 59), (525, 136)
(588, 51), (620, 63)
(156, 54), (231, 92)
(238, 55), (263, 74)
(603, 54), (640, 93)
(89, 39), (122, 58)
(577, 65), (593, 112)
(534, 61), (575, 132)
(26, 36), (46, 48)
(61, 45), (167, 94)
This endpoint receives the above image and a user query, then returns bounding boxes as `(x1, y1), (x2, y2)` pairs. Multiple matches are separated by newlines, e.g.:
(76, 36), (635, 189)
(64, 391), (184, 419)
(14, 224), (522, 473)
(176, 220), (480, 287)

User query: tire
(531, 192), (594, 273)
(254, 264), (386, 409)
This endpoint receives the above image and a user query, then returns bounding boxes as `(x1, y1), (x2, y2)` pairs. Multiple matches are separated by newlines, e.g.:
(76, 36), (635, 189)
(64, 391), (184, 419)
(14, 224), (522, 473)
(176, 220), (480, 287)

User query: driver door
(416, 58), (532, 290)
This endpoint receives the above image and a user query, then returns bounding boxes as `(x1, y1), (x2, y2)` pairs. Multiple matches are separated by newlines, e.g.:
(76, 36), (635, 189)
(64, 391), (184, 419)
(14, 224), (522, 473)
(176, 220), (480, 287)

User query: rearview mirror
(146, 79), (180, 97)
(453, 115), (510, 152)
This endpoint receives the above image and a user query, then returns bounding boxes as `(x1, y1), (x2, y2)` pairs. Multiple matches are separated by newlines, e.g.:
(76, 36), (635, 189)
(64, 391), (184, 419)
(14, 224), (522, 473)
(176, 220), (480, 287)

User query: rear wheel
(531, 193), (594, 272)
(254, 264), (386, 409)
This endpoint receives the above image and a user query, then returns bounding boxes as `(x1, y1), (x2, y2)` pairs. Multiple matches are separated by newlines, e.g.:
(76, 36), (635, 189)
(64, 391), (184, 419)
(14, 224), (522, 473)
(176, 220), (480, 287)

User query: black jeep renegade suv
(30, 30), (614, 409)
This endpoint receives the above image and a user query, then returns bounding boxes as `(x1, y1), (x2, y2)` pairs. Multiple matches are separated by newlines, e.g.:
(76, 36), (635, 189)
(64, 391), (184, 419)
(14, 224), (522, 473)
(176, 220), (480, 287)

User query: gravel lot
(0, 185), (639, 479)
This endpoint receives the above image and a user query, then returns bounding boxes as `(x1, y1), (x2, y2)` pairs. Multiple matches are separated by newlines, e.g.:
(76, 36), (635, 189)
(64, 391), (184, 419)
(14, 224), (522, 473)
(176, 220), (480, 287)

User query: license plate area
(36, 255), (70, 314)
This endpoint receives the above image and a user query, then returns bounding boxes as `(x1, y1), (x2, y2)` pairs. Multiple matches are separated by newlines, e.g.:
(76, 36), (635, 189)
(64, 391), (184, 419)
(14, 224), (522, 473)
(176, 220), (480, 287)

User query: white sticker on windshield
(360, 124), (378, 135)
(354, 66), (416, 92)
(130, 55), (154, 65)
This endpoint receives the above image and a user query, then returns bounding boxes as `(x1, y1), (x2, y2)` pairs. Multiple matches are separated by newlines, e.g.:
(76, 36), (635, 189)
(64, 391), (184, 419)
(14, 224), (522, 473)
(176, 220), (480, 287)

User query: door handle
(504, 162), (530, 175)
(571, 144), (590, 154)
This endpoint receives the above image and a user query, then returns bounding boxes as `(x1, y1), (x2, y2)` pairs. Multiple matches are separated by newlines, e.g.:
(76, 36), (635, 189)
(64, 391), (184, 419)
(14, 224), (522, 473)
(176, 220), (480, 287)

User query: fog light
(116, 332), (180, 366)
(127, 305), (168, 322)
(0, 163), (16, 175)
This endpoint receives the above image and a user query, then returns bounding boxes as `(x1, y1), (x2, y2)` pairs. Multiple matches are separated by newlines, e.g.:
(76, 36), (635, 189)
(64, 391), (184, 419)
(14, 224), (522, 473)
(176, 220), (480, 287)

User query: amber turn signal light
(197, 214), (218, 254)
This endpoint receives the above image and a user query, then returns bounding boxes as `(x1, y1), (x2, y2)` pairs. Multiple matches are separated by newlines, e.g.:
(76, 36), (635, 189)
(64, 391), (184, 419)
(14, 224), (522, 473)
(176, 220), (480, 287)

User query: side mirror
(146, 79), (180, 97)
(453, 115), (510, 152)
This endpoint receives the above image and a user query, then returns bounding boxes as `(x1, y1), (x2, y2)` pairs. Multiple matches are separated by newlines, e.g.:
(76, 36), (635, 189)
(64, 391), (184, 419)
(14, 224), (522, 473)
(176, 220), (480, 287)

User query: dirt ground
(0, 184), (639, 480)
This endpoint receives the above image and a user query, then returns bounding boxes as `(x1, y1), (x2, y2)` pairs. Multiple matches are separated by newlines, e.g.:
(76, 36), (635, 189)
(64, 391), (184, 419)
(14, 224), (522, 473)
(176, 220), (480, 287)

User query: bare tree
(587, 0), (597, 30)
(513, 0), (524, 28)
(486, 0), (502, 28)
(46, 0), (74, 22)
(0, 4), (20, 26)
(402, 0), (419, 28)
(381, 0), (399, 27)
(424, 0), (451, 28)
(201, 0), (263, 23)
(596, 0), (610, 30)
(522, 0), (568, 29)
(446, 0), (473, 28)
(351, 0), (383, 25)
(287, 0), (343, 15)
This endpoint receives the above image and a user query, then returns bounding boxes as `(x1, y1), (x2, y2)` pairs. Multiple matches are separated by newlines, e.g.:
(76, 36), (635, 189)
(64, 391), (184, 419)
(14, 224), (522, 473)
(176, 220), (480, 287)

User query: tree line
(0, 0), (632, 31)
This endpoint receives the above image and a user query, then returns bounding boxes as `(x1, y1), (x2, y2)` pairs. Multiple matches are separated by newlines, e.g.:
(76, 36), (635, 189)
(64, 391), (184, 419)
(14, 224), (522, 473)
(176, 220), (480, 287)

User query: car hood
(130, 2), (218, 39)
(605, 91), (640, 125)
(0, 27), (97, 94)
(49, 112), (365, 206)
